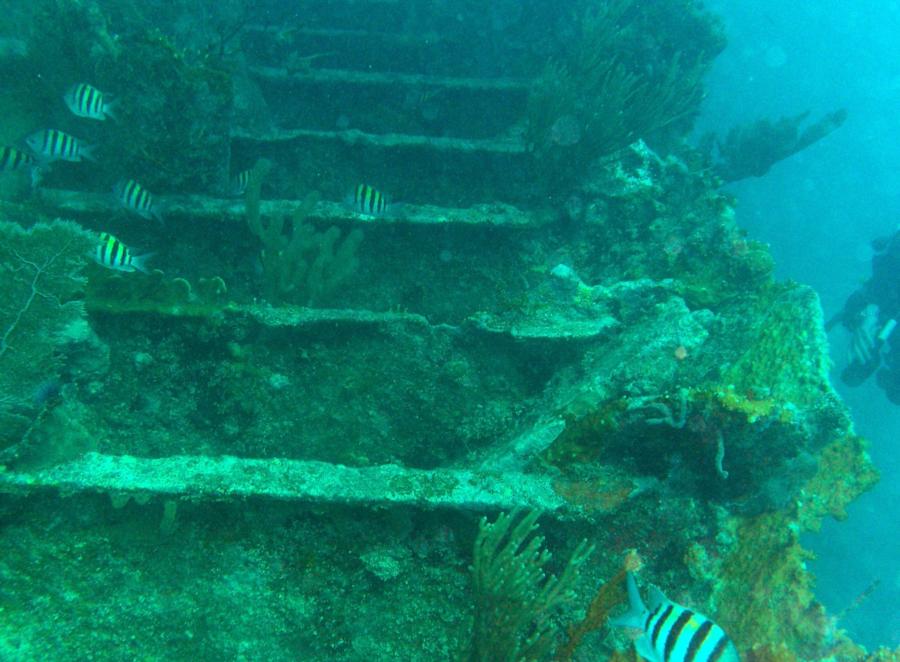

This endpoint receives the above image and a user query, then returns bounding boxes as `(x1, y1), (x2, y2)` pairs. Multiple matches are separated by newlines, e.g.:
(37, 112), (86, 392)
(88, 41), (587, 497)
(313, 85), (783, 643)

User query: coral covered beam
(0, 452), (595, 519)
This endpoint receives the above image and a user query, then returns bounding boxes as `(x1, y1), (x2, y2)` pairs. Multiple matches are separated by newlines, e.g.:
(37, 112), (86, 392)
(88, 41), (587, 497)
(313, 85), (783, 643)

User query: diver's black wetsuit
(829, 231), (900, 403)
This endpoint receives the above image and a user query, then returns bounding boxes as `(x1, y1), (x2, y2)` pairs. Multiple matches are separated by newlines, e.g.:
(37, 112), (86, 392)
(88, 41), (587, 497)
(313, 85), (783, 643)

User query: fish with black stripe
(25, 129), (95, 162)
(93, 232), (152, 273)
(0, 145), (43, 187)
(610, 572), (740, 662)
(64, 83), (117, 121)
(0, 146), (35, 172)
(229, 169), (252, 196)
(349, 183), (389, 217)
(113, 178), (164, 223)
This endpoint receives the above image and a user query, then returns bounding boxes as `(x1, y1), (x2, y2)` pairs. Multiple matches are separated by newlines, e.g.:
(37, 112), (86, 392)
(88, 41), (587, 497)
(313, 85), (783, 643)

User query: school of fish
(0, 82), (393, 273)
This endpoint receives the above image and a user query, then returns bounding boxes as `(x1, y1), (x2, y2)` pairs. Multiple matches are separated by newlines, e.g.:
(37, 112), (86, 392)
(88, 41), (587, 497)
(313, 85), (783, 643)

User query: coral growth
(86, 267), (229, 317)
(19, 0), (236, 192)
(245, 159), (363, 306)
(0, 219), (101, 462)
(526, 0), (724, 193)
(469, 510), (593, 661)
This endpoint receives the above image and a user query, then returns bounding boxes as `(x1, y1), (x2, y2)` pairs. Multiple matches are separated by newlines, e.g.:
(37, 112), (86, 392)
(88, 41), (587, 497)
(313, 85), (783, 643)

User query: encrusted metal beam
(31, 190), (539, 227)
(247, 65), (529, 93)
(0, 452), (588, 518)
(231, 126), (527, 154)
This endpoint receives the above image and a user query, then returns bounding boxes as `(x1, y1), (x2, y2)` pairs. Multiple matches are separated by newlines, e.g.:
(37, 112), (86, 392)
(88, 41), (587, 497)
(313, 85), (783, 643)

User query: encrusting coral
(85, 268), (229, 316)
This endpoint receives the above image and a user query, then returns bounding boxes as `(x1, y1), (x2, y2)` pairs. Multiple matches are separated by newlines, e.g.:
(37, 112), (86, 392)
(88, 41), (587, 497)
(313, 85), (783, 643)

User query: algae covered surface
(0, 1), (895, 661)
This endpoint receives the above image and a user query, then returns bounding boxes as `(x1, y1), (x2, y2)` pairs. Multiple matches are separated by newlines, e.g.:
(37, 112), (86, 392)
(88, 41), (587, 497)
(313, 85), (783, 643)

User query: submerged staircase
(230, 7), (538, 208)
(1, 1), (617, 520)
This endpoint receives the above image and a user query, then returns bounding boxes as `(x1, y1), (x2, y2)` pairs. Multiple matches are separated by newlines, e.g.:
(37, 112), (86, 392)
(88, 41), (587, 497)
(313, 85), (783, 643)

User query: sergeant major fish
(64, 83), (117, 121)
(349, 183), (388, 216)
(0, 145), (35, 172)
(610, 573), (740, 662)
(229, 169), (251, 196)
(0, 145), (43, 187)
(94, 233), (151, 273)
(26, 129), (95, 162)
(113, 178), (163, 223)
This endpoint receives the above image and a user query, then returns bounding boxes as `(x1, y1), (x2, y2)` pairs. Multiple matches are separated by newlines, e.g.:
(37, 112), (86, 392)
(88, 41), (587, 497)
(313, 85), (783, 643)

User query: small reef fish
(0, 146), (43, 187)
(350, 183), (388, 216)
(94, 232), (151, 273)
(25, 129), (95, 162)
(229, 169), (251, 196)
(64, 83), (117, 121)
(0, 145), (35, 172)
(610, 573), (740, 662)
(113, 178), (163, 223)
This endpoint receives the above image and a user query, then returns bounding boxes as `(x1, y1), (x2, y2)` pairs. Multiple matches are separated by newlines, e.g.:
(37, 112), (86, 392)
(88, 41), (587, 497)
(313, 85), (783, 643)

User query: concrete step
(243, 66), (528, 139)
(227, 126), (534, 206)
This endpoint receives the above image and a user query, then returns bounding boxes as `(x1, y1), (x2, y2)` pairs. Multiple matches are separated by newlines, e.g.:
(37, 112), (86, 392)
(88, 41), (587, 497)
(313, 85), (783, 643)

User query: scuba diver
(827, 229), (900, 403)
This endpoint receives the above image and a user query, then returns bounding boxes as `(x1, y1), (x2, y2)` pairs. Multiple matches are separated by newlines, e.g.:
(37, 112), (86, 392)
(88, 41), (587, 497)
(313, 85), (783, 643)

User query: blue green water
(697, 1), (900, 647)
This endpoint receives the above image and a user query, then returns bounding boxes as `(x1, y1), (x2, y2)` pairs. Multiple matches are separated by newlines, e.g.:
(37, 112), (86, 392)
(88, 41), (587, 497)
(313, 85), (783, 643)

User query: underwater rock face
(0, 1), (892, 660)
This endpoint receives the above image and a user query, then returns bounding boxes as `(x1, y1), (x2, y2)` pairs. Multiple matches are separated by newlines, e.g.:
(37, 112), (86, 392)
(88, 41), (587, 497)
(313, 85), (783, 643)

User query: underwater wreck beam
(0, 452), (590, 519)
(231, 126), (527, 154)
(24, 190), (541, 228)
(247, 64), (529, 93)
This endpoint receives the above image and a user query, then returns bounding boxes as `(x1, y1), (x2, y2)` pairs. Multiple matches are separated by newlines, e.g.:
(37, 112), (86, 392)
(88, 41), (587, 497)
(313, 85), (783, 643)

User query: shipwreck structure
(0, 1), (892, 660)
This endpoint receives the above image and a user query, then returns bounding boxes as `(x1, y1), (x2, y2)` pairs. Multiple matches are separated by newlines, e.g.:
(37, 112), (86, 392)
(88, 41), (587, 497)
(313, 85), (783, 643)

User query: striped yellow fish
(229, 169), (251, 196)
(64, 83), (117, 121)
(0, 145), (42, 187)
(94, 233), (151, 273)
(0, 146), (35, 172)
(610, 573), (740, 662)
(351, 183), (388, 216)
(25, 129), (95, 162)
(113, 179), (163, 223)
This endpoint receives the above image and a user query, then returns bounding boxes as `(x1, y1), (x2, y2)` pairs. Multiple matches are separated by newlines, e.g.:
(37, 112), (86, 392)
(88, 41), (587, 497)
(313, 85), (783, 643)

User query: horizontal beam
(248, 65), (529, 93)
(0, 452), (590, 518)
(466, 312), (618, 340)
(231, 126), (528, 154)
(244, 25), (452, 44)
(32, 190), (540, 228)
